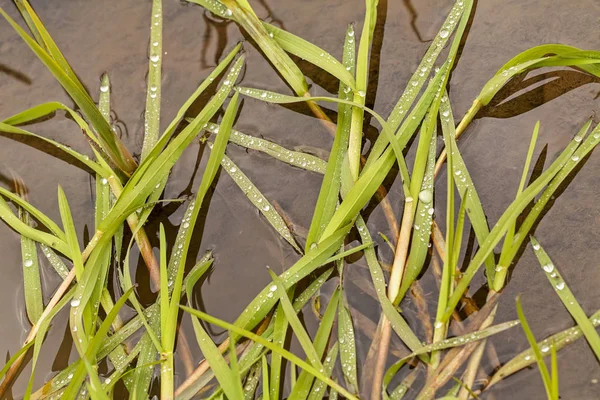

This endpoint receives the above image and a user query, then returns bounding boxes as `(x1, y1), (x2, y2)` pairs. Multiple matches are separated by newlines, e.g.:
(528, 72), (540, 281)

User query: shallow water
(1, 0), (600, 398)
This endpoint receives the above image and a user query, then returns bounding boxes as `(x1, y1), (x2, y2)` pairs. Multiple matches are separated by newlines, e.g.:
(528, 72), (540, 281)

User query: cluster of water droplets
(238, 87), (287, 103)
(41, 244), (70, 279)
(166, 201), (196, 288)
(532, 244), (567, 292)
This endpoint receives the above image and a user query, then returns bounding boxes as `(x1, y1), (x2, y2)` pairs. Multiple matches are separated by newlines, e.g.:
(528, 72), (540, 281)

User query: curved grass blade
(203, 122), (327, 174)
(180, 305), (359, 400)
(305, 24), (355, 248)
(141, 0), (163, 161)
(0, 194), (69, 255)
(0, 8), (137, 174)
(530, 237), (600, 361)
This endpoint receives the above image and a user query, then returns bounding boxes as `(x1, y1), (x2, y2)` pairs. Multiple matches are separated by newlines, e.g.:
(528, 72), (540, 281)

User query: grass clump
(0, 0), (599, 399)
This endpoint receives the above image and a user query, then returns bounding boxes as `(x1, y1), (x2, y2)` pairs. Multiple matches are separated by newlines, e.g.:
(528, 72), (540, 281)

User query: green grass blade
(0, 8), (137, 174)
(221, 0), (308, 95)
(305, 24), (355, 248)
(0, 195), (68, 255)
(530, 237), (600, 361)
(269, 305), (288, 400)
(516, 296), (554, 399)
(180, 305), (359, 400)
(210, 148), (302, 252)
(438, 94), (496, 284)
(141, 0), (163, 161)
(443, 131), (583, 321)
(40, 244), (69, 279)
(268, 270), (325, 371)
(488, 308), (600, 388)
(0, 121), (110, 178)
(495, 122), (540, 290)
(307, 343), (339, 400)
(289, 288), (340, 398)
(263, 22), (356, 89)
(201, 122), (327, 173)
(505, 121), (600, 263)
(57, 187), (84, 280)
(19, 202), (43, 324)
(262, 356), (270, 400)
(338, 303), (358, 392)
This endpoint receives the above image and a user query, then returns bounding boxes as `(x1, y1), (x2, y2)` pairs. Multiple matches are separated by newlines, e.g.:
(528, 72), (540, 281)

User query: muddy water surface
(1, 0), (600, 398)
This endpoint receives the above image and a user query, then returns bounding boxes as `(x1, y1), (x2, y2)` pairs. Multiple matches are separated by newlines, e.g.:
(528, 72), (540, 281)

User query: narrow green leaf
(18, 192), (43, 324)
(530, 237), (600, 361)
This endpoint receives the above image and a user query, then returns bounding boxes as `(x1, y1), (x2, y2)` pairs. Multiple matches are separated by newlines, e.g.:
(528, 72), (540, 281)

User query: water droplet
(262, 205), (270, 212)
(411, 80), (418, 87)
(183, 222), (190, 229)
(442, 110), (450, 117)
(555, 281), (565, 290)
(24, 259), (33, 267)
(543, 264), (554, 273)
(418, 190), (433, 204)
(434, 321), (443, 329)
(440, 29), (449, 39)
(150, 92), (157, 99)
(225, 8), (233, 16)
(358, 90), (366, 97)
(571, 155), (580, 162)
(574, 136), (583, 143)
(532, 243), (540, 251)
(71, 298), (81, 307)
(100, 85), (109, 93)
(152, 41), (159, 47)
(427, 208), (434, 215)
(541, 345), (550, 353)
(224, 79), (231, 86)
(150, 54), (160, 63)
(269, 285), (277, 292)
(348, 29), (354, 37)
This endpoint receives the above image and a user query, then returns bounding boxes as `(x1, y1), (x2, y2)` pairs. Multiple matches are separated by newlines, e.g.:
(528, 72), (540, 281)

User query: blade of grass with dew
(516, 296), (558, 400)
(268, 270), (325, 372)
(269, 304), (288, 400)
(502, 121), (600, 271)
(242, 361), (261, 400)
(397, 121), (436, 301)
(57, 187), (84, 282)
(289, 288), (340, 398)
(347, 0), (377, 178)
(209, 148), (302, 252)
(438, 94), (496, 283)
(0, 8), (136, 174)
(141, 0), (162, 160)
(180, 305), (359, 400)
(306, 24), (355, 249)
(338, 302), (358, 392)
(307, 343), (339, 400)
(442, 131), (584, 322)
(530, 237), (600, 361)
(221, 0), (307, 95)
(40, 244), (69, 279)
(389, 368), (419, 400)
(323, 242), (373, 264)
(494, 122), (540, 290)
(488, 308), (600, 388)
(18, 199), (43, 324)
(203, 122), (327, 173)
